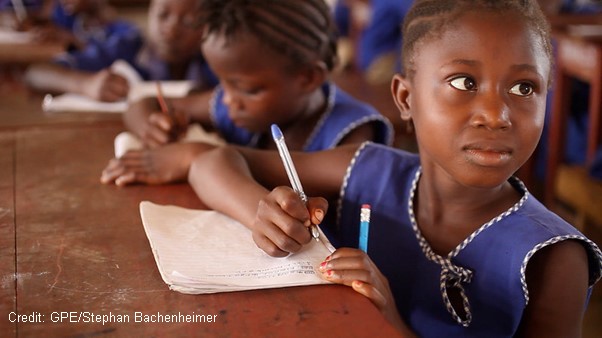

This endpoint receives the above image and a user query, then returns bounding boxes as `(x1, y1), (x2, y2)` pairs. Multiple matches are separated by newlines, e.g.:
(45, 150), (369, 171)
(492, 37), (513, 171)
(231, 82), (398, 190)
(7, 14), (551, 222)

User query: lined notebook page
(139, 201), (335, 294)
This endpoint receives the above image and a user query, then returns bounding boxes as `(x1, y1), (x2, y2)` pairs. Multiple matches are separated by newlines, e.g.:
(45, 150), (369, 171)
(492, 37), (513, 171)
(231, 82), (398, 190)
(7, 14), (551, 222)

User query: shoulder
(322, 84), (394, 147)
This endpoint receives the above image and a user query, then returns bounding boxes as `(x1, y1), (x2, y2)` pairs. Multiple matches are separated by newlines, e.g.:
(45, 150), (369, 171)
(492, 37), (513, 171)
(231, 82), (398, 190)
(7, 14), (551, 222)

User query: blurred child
(185, 0), (602, 336)
(333, 0), (413, 84)
(24, 0), (217, 102)
(100, 0), (393, 186)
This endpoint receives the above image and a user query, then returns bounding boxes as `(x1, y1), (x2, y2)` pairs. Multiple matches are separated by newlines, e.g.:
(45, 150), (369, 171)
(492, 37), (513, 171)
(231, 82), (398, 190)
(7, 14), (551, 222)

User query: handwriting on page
(140, 202), (334, 294)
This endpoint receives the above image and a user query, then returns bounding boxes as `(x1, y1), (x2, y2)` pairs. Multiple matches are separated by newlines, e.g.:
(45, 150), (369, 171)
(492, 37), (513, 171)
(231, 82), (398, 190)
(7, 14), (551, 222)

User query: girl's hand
(125, 98), (189, 148)
(252, 186), (328, 257)
(85, 69), (129, 102)
(319, 248), (412, 335)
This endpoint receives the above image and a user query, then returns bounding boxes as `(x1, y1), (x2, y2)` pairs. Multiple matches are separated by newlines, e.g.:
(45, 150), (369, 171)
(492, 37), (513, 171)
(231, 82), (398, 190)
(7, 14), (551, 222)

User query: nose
(470, 91), (512, 130)
(222, 88), (241, 111)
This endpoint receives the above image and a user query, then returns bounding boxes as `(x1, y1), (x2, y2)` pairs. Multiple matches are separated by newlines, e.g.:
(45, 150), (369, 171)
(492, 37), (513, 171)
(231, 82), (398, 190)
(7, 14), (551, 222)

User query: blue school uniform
(337, 142), (602, 337)
(50, 3), (138, 52)
(209, 83), (394, 149)
(54, 37), (218, 86)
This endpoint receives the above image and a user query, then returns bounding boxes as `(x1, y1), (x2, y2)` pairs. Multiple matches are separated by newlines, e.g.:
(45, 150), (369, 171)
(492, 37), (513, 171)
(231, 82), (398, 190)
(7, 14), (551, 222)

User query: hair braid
(401, 0), (552, 80)
(199, 0), (338, 71)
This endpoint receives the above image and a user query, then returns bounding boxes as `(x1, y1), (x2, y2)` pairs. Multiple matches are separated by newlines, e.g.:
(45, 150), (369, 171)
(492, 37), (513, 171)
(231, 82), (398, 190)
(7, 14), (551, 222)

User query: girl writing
(100, 0), (392, 186)
(185, 0), (602, 336)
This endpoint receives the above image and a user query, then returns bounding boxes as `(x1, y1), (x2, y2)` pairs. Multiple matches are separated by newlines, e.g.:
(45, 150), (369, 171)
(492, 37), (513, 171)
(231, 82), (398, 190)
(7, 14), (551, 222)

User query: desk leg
(587, 58), (602, 165)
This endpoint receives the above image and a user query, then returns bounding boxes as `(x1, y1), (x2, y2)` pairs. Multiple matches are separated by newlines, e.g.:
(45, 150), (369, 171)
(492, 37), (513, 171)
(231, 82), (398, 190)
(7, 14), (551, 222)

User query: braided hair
(401, 0), (552, 81)
(199, 0), (338, 72)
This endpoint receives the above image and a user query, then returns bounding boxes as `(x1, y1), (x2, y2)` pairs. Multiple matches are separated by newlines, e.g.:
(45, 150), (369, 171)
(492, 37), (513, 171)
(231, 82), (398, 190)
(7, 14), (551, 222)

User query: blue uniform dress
(337, 142), (602, 337)
(50, 3), (134, 50)
(209, 83), (394, 149)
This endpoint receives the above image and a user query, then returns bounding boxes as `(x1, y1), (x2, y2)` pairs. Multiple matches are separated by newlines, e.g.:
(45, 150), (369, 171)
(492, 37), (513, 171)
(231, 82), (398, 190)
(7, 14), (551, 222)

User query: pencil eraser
(361, 204), (371, 209)
(271, 124), (282, 140)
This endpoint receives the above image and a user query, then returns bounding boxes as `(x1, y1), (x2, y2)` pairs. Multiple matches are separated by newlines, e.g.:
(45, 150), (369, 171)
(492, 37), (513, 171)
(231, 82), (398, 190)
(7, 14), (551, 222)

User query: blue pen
(359, 204), (371, 252)
(271, 124), (320, 241)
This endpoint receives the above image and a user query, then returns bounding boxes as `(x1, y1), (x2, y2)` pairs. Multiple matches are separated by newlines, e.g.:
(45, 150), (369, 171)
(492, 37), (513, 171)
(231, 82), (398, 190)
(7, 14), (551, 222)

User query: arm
(517, 240), (590, 337)
(187, 145), (357, 255)
(24, 63), (128, 101)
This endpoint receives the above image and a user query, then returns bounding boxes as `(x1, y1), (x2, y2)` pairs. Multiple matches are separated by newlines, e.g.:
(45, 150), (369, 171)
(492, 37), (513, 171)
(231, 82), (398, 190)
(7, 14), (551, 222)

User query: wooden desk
(545, 29), (602, 206)
(0, 43), (63, 64)
(0, 124), (401, 337)
(0, 90), (122, 131)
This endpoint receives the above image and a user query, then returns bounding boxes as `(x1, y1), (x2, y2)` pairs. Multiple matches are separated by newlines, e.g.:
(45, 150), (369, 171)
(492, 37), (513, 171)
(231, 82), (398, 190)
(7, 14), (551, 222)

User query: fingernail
(326, 270), (333, 277)
(325, 255), (331, 261)
(353, 280), (363, 288)
(319, 261), (327, 270)
(314, 209), (324, 223)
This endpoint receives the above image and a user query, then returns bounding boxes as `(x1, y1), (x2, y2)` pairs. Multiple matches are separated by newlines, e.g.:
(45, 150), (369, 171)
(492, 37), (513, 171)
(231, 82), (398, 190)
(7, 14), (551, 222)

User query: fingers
(143, 113), (174, 147)
(100, 151), (150, 186)
(317, 248), (391, 309)
(94, 71), (129, 102)
(351, 280), (388, 309)
(252, 186), (324, 257)
(307, 197), (328, 225)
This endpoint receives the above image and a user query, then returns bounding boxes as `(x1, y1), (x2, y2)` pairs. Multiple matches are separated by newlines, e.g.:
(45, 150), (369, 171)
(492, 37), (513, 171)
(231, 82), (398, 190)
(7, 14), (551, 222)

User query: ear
(391, 74), (412, 121)
(297, 61), (328, 93)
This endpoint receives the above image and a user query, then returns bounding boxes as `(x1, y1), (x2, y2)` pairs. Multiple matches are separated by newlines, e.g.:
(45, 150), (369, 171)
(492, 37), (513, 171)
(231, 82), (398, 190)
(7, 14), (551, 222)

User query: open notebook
(139, 201), (336, 294)
(42, 60), (195, 113)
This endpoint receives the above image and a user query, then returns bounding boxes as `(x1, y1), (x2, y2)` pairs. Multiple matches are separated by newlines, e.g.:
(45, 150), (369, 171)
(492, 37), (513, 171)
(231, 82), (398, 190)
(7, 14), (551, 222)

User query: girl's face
(147, 0), (203, 62)
(397, 11), (551, 188)
(201, 32), (313, 133)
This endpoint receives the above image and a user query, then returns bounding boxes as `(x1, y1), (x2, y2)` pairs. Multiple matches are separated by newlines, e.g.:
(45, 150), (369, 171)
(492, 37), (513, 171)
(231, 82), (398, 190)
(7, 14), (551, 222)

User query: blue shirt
(209, 83), (394, 149)
(337, 142), (602, 337)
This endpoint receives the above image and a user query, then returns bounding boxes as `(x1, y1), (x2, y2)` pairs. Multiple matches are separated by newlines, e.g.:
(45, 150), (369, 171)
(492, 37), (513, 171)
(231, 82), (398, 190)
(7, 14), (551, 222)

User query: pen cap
(271, 124), (283, 140)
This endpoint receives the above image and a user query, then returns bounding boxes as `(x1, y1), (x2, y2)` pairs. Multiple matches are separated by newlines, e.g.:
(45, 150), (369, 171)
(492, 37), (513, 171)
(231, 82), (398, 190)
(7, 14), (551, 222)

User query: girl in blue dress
(184, 0), (602, 336)
(100, 0), (393, 186)
(24, 0), (216, 102)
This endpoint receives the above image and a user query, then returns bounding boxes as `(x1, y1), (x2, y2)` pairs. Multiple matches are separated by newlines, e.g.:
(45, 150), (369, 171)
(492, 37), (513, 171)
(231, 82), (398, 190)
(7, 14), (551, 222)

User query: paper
(0, 28), (33, 44)
(42, 60), (195, 113)
(139, 201), (335, 294)
(113, 124), (226, 158)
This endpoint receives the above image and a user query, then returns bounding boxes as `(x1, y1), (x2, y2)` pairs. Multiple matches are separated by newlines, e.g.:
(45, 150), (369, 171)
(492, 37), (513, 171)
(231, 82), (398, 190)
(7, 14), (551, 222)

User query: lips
(462, 143), (513, 166)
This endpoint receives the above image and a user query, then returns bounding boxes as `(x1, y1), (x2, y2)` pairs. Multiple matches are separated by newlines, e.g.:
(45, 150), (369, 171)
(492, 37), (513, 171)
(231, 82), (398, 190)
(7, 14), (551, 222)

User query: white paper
(139, 201), (335, 294)
(0, 28), (33, 44)
(42, 60), (195, 113)
(114, 125), (226, 158)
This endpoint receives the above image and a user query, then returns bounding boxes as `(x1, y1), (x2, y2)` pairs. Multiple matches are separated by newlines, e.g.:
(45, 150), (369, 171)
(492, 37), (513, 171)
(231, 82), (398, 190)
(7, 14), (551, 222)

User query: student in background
(29, 0), (127, 51)
(24, 0), (217, 102)
(333, 0), (413, 84)
(100, 0), (393, 186)
(184, 0), (602, 336)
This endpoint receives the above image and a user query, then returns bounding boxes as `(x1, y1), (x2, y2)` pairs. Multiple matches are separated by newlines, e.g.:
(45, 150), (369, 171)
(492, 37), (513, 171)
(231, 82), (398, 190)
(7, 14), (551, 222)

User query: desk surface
(0, 124), (400, 336)
(0, 89), (122, 131)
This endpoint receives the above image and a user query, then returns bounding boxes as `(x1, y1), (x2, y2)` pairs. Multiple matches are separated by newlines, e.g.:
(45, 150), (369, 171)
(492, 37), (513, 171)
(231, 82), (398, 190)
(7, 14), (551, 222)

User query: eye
(449, 76), (476, 91)
(509, 82), (534, 96)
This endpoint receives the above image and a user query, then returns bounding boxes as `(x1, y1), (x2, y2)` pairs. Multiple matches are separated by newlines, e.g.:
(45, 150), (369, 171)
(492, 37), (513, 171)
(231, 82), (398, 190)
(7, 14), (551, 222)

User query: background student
(184, 0), (602, 336)
(100, 0), (393, 186)
(333, 0), (413, 84)
(24, 0), (217, 102)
